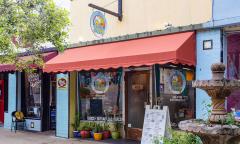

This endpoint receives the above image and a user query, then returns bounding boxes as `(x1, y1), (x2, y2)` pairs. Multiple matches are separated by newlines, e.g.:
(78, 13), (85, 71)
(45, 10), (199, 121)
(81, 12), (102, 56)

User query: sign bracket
(88, 0), (123, 21)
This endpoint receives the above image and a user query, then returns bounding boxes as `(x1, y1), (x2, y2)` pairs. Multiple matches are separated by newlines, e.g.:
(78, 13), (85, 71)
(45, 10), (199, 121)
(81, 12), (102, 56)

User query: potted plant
(93, 123), (103, 141)
(79, 122), (90, 138)
(102, 123), (110, 139)
(89, 122), (96, 138)
(111, 122), (121, 139)
(71, 113), (81, 138)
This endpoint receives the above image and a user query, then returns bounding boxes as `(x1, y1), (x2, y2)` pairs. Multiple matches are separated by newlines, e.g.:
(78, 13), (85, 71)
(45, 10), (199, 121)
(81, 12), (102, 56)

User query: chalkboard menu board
(90, 99), (103, 116)
(141, 106), (171, 144)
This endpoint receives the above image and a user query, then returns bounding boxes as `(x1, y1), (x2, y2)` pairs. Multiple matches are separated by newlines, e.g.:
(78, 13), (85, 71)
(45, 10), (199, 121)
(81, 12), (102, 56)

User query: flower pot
(102, 130), (110, 139)
(93, 133), (103, 141)
(111, 131), (120, 139)
(90, 131), (94, 138)
(80, 130), (90, 138)
(73, 131), (79, 138)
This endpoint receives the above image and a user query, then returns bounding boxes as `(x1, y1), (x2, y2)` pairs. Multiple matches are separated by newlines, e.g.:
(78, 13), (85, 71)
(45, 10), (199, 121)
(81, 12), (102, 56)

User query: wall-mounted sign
(168, 70), (186, 94)
(170, 95), (188, 102)
(90, 11), (107, 37)
(57, 77), (68, 90)
(28, 73), (41, 88)
(91, 72), (110, 94)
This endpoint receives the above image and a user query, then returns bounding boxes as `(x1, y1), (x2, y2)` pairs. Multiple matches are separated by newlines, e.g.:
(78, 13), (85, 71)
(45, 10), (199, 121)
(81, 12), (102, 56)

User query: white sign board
(141, 106), (171, 144)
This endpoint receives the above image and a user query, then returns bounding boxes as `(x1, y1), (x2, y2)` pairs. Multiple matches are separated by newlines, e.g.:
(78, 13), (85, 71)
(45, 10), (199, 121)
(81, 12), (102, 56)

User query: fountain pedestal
(179, 63), (240, 144)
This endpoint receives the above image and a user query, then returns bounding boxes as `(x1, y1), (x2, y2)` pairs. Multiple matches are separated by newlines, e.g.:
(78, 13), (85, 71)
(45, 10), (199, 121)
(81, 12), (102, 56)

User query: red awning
(0, 51), (57, 72)
(44, 32), (195, 73)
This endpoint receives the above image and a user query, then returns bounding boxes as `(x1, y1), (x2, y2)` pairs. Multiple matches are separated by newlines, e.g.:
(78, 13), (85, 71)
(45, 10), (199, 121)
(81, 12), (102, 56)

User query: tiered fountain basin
(192, 79), (240, 123)
(179, 119), (240, 144)
(179, 63), (240, 144)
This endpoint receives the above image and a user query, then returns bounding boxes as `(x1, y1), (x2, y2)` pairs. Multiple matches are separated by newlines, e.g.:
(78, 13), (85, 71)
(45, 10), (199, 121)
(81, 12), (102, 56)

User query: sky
(54, 0), (71, 10)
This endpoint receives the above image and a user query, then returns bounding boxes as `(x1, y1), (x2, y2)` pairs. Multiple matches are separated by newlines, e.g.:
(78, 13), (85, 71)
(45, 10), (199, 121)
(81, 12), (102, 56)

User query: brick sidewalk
(0, 127), (139, 144)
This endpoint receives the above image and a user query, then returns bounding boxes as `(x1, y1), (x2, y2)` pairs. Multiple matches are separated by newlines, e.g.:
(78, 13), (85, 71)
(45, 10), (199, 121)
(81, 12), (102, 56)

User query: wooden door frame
(0, 80), (4, 123)
(124, 69), (151, 140)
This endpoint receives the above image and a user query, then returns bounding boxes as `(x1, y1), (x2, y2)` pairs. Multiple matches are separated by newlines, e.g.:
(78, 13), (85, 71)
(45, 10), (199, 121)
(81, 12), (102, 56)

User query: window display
(159, 68), (195, 125)
(25, 73), (42, 119)
(78, 70), (122, 122)
(227, 34), (240, 112)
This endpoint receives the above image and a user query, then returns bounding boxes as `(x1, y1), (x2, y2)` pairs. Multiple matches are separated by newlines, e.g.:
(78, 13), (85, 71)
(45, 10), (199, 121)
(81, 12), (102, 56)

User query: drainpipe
(220, 29), (224, 63)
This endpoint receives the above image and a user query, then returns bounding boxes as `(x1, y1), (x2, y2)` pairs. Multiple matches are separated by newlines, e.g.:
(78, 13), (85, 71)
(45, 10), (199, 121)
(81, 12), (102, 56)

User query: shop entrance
(0, 80), (4, 123)
(125, 70), (150, 141)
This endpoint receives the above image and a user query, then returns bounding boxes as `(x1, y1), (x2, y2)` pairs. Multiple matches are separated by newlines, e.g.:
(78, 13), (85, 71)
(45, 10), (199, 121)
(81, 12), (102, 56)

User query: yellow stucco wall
(69, 72), (77, 137)
(69, 0), (212, 43)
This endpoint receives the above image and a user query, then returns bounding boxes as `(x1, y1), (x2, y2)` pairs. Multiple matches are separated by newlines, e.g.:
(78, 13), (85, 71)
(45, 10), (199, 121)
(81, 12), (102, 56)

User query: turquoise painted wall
(56, 73), (69, 138)
(196, 29), (221, 119)
(4, 73), (17, 129)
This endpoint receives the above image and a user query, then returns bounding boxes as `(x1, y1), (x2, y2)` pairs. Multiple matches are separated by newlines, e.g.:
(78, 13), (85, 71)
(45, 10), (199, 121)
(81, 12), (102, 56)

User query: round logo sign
(58, 78), (67, 89)
(91, 72), (110, 94)
(168, 70), (186, 94)
(90, 11), (107, 37)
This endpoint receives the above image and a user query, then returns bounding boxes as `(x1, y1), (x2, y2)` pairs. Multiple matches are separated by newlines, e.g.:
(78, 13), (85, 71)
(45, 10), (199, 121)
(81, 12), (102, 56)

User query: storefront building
(44, 31), (196, 140)
(42, 0), (213, 139)
(0, 51), (58, 133)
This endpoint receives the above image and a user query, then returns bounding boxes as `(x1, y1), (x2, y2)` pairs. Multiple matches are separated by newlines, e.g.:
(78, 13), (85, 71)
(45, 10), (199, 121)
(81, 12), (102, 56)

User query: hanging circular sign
(91, 72), (110, 94)
(90, 11), (107, 37)
(168, 70), (186, 94)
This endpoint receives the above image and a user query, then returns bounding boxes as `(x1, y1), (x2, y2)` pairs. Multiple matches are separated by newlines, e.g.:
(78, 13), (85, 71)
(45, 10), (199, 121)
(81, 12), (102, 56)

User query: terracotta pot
(93, 133), (103, 141)
(80, 130), (90, 138)
(102, 130), (110, 139)
(111, 131), (120, 139)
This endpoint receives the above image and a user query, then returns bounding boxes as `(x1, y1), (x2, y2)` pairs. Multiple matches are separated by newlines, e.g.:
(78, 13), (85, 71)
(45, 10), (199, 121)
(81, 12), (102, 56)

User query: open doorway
(49, 75), (56, 131)
(125, 70), (150, 141)
(19, 72), (56, 132)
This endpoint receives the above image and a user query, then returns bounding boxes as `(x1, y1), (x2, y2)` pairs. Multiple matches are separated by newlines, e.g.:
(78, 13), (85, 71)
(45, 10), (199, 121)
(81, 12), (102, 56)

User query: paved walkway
(0, 127), (139, 144)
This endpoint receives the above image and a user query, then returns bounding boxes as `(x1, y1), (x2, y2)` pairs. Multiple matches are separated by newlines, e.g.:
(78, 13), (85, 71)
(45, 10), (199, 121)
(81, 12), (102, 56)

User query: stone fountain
(179, 63), (240, 144)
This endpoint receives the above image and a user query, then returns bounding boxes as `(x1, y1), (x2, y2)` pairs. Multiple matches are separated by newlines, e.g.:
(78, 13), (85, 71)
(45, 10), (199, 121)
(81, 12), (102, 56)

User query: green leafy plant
(89, 122), (96, 131)
(102, 122), (110, 131)
(153, 130), (202, 144)
(93, 123), (103, 133)
(225, 112), (235, 125)
(71, 113), (81, 131)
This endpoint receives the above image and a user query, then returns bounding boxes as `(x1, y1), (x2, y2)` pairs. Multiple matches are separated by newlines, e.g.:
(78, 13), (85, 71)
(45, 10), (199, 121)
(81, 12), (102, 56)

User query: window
(25, 73), (42, 118)
(78, 70), (122, 122)
(159, 68), (195, 125)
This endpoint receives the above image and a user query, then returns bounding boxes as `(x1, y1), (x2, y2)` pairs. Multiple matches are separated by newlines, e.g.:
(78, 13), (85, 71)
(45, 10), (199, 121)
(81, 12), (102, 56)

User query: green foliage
(71, 113), (81, 131)
(102, 122), (110, 131)
(93, 123), (103, 133)
(78, 121), (92, 131)
(0, 0), (70, 70)
(225, 112), (235, 125)
(153, 131), (202, 144)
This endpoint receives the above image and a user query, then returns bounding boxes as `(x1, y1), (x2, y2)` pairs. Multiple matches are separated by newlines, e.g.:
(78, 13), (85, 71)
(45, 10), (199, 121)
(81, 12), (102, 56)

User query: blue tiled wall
(56, 73), (69, 138)
(196, 29), (221, 119)
(4, 73), (17, 129)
